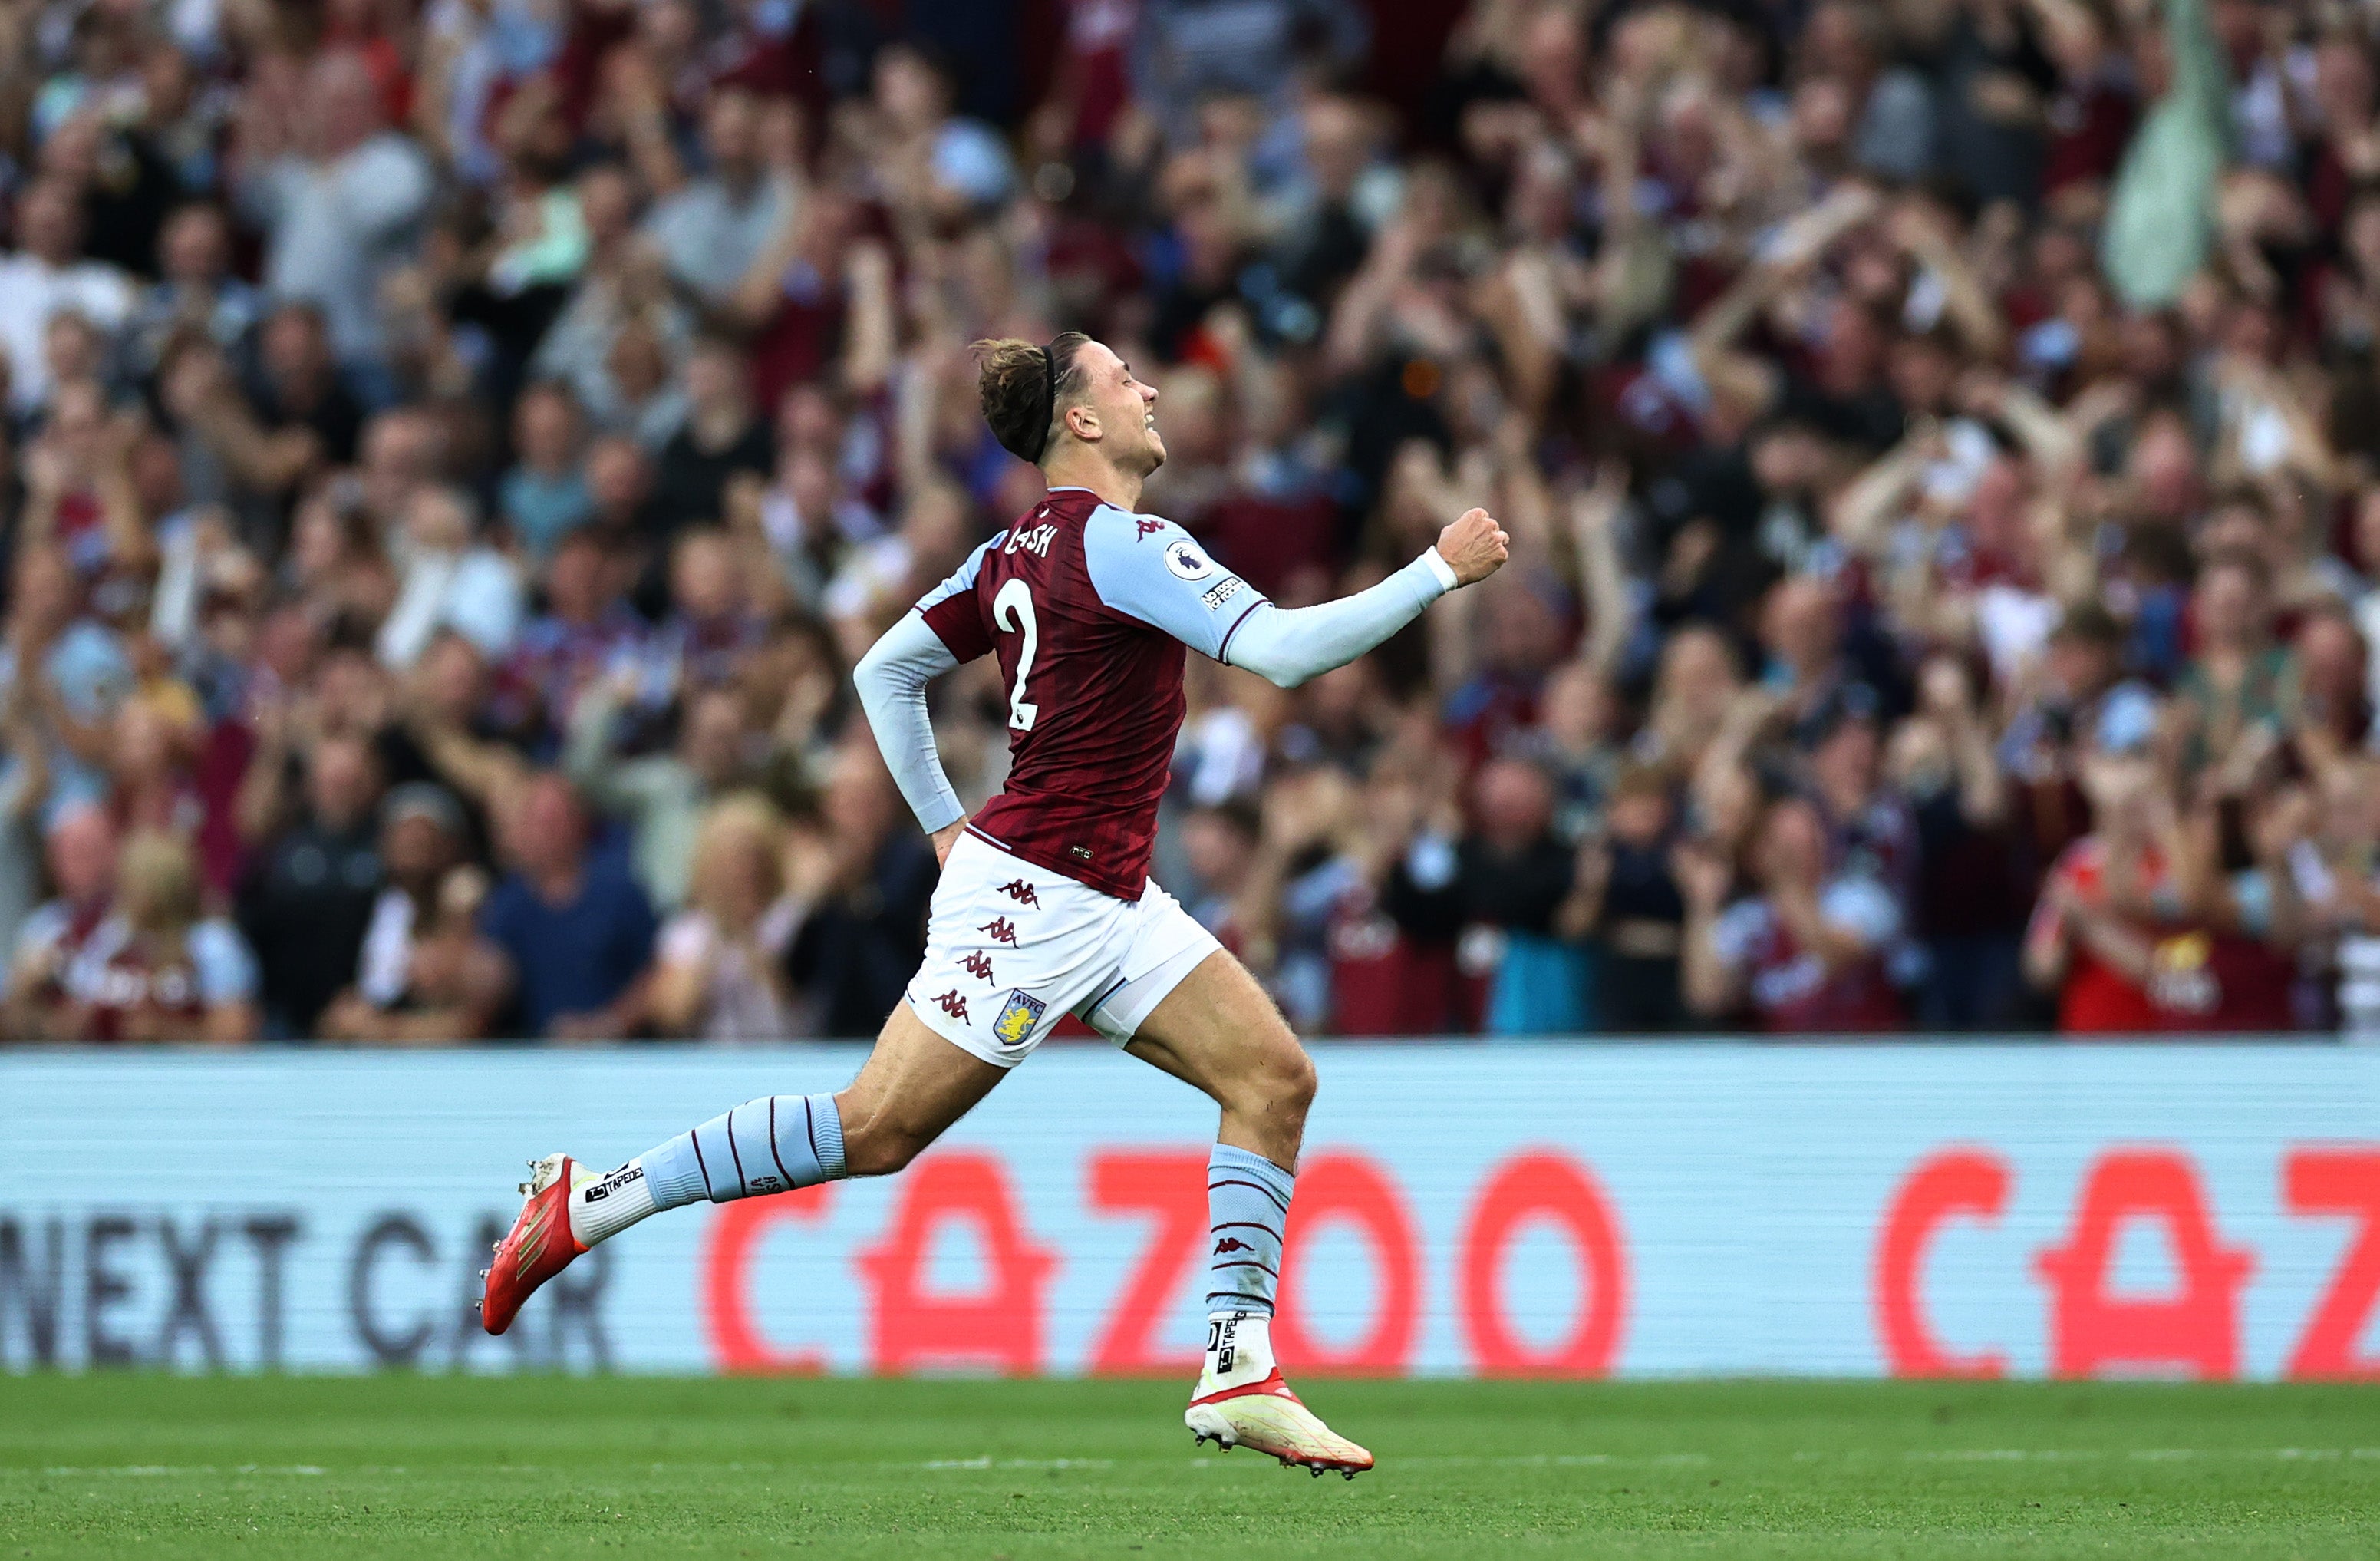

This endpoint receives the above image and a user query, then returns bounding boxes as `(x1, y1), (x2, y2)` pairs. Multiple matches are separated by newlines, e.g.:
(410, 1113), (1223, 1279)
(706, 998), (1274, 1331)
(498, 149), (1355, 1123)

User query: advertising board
(4, 1045), (2375, 1379)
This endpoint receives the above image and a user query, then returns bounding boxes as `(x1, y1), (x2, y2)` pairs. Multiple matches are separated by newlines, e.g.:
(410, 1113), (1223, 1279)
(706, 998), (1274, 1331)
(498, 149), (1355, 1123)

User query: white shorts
(905, 831), (1222, 1067)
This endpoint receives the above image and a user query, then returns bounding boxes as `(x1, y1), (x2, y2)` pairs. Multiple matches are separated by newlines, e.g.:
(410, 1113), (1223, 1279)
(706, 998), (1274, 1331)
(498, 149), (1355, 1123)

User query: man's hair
(972, 332), (1089, 464)
(2052, 600), (2123, 649)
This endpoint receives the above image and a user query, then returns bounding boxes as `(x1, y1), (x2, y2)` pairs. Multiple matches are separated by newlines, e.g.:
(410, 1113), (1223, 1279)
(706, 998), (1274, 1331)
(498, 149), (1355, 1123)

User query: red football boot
(479, 1153), (588, 1335)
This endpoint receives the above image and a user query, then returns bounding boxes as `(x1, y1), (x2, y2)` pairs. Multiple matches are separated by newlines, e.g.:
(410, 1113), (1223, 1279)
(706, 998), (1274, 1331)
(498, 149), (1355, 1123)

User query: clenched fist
(1434, 508), (1511, 586)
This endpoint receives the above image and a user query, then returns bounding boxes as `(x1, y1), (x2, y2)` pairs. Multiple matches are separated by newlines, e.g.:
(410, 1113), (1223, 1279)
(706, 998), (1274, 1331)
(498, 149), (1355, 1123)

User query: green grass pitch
(5, 1375), (2379, 1559)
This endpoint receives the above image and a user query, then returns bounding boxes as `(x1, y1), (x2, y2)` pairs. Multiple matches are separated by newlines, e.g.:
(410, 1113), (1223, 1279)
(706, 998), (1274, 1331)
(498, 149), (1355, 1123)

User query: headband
(1028, 341), (1061, 464)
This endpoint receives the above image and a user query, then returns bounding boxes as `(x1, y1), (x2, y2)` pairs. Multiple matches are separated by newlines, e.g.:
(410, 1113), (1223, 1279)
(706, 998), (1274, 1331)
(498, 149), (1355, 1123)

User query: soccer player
(480, 333), (1508, 1475)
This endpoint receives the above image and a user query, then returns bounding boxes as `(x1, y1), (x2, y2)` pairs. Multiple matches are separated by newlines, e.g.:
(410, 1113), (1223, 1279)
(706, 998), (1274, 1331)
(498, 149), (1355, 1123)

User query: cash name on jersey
(1005, 523), (1058, 557)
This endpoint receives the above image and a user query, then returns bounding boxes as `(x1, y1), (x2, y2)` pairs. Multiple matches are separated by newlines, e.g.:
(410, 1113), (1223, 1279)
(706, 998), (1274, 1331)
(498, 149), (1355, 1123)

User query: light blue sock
(1205, 1144), (1293, 1317)
(569, 1094), (848, 1247)
(645, 1094), (847, 1208)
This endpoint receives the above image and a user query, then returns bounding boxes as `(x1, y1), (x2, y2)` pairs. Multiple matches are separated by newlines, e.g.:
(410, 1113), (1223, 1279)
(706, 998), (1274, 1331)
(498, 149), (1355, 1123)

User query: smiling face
(1058, 340), (1165, 477)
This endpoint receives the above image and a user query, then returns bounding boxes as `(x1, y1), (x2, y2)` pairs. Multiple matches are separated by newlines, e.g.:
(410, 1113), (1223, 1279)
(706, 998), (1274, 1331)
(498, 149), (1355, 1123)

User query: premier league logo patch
(992, 988), (1047, 1046)
(1163, 539), (1216, 580)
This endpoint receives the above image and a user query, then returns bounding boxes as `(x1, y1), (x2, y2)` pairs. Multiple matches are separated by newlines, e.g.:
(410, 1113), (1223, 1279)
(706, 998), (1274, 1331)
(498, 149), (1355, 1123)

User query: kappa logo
(1136, 518), (1165, 540)
(998, 879), (1040, 907)
(1214, 1236), (1254, 1256)
(1163, 538), (1216, 581)
(583, 1163), (644, 1203)
(978, 918), (1020, 946)
(992, 988), (1047, 1046)
(934, 990), (971, 1021)
(1200, 576), (1244, 611)
(961, 951), (996, 982)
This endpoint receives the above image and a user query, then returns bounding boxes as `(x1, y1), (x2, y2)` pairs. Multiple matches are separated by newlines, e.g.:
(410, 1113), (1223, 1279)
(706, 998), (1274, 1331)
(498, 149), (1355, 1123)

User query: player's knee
(842, 1122), (925, 1177)
(836, 1100), (928, 1177)
(1277, 1043), (1318, 1119)
(1233, 1035), (1316, 1130)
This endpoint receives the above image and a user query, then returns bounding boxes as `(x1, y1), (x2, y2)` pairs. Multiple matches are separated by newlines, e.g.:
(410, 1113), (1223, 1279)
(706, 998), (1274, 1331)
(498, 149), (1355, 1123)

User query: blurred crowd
(1, 0), (2377, 1042)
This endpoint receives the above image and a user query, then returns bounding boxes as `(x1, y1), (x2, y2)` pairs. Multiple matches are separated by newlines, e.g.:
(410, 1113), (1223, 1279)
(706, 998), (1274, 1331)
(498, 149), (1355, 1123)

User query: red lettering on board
(1873, 1148), (2011, 1378)
(855, 1151), (1058, 1375)
(1269, 1152), (1421, 1375)
(2033, 1150), (2253, 1380)
(1458, 1151), (1629, 1377)
(2284, 1148), (2380, 1380)
(1085, 1150), (1209, 1375)
(700, 1185), (836, 1374)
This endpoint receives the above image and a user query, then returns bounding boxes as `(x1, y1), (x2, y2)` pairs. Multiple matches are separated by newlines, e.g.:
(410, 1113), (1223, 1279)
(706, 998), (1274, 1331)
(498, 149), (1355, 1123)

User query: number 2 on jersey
(993, 577), (1039, 731)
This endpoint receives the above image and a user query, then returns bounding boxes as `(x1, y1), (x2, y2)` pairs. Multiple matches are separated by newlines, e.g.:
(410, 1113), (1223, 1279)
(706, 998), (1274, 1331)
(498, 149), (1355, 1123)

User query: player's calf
(1182, 1140), (1373, 1477)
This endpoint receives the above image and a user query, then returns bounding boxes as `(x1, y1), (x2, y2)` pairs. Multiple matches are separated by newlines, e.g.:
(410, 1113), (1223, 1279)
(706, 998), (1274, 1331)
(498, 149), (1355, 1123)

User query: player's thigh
(836, 999), (1010, 1175)
(1122, 948), (1314, 1117)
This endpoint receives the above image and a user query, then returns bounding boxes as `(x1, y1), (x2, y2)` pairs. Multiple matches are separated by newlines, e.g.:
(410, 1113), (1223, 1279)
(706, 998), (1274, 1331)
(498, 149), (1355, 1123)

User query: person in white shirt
(0, 178), (136, 416)
(236, 50), (431, 370)
(377, 487), (525, 670)
(640, 89), (795, 306)
(651, 794), (812, 1041)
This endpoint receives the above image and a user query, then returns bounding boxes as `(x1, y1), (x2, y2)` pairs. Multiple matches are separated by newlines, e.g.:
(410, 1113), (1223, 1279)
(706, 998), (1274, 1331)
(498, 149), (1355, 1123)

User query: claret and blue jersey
(859, 483), (1453, 906)
(915, 487), (1268, 902)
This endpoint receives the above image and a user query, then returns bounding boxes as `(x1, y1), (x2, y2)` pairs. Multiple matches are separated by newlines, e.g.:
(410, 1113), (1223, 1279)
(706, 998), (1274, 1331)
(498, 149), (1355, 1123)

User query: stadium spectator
(119, 202), (260, 382)
(499, 382), (596, 564)
(650, 336), (771, 535)
(2024, 755), (2179, 1034)
(319, 783), (508, 1043)
(1897, 657), (2026, 1031)
(51, 830), (259, 1042)
(376, 490), (525, 672)
(0, 177), (136, 417)
(236, 732), (386, 1038)
(651, 794), (810, 1040)
(478, 773), (658, 1039)
(567, 675), (752, 913)
(640, 88), (796, 311)
(249, 302), (367, 471)
(233, 49), (432, 376)
(1683, 795), (1907, 1034)
(5, 804), (119, 1038)
(499, 529), (651, 744)
(1445, 756), (1591, 1035)
(0, 681), (53, 965)
(1572, 764), (1686, 1035)
(1, 546), (133, 825)
(782, 743), (935, 1039)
